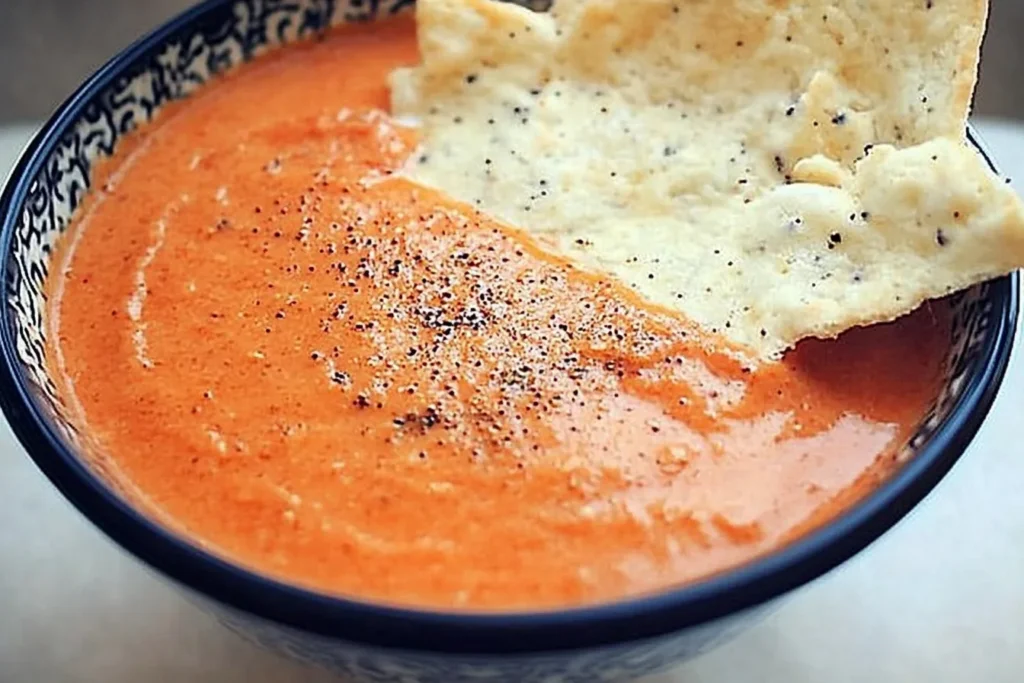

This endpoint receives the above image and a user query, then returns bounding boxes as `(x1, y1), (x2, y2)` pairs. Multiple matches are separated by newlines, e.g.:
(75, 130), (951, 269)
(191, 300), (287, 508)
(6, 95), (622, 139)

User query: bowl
(0, 1), (1017, 681)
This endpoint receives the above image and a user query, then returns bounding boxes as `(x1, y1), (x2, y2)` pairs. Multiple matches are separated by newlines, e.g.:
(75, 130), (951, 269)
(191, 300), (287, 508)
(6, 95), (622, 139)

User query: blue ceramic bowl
(0, 1), (1017, 681)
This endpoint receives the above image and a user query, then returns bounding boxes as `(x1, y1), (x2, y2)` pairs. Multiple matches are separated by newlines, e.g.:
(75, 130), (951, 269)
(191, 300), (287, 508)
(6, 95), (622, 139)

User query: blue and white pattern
(208, 598), (769, 682)
(0, 0), (1014, 681)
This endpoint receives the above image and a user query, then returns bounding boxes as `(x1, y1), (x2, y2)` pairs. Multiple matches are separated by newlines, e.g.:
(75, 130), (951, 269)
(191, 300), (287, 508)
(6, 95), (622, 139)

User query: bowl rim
(0, 0), (1018, 657)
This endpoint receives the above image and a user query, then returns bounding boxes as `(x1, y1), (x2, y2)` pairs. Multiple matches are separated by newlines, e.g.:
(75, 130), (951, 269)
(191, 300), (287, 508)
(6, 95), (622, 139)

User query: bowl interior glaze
(0, 0), (1016, 657)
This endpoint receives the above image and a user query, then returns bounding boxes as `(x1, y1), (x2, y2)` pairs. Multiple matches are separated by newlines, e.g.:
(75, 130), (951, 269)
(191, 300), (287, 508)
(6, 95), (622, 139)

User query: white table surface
(2, 119), (1024, 683)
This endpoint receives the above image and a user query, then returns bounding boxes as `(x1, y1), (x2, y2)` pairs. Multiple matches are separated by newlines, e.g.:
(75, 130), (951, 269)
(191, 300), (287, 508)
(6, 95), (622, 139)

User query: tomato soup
(49, 17), (949, 609)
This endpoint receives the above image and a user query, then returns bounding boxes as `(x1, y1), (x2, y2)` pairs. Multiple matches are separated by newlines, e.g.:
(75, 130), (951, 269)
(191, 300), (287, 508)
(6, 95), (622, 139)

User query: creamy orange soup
(49, 18), (949, 609)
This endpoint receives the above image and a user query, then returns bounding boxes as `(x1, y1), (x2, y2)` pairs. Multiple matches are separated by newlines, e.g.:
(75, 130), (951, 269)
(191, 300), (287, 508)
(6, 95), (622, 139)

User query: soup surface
(50, 17), (949, 609)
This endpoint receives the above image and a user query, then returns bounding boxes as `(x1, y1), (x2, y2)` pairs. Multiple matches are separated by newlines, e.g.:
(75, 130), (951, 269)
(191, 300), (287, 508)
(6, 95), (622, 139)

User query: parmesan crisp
(390, 0), (1024, 358)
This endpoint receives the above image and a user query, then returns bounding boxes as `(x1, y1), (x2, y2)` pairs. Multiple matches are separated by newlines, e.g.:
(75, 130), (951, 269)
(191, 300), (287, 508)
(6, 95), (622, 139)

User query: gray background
(0, 0), (1022, 123)
(3, 3), (1024, 683)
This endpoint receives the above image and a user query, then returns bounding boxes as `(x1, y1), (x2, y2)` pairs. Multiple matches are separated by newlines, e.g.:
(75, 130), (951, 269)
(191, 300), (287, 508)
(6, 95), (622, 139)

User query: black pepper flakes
(936, 229), (948, 247)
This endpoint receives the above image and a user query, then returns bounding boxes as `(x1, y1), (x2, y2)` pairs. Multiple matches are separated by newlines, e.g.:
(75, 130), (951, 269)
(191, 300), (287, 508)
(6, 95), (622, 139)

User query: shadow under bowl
(0, 1), (1016, 681)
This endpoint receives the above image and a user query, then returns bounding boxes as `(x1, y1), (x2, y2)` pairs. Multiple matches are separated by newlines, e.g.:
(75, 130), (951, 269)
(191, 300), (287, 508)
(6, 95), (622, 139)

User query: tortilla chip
(390, 0), (1024, 358)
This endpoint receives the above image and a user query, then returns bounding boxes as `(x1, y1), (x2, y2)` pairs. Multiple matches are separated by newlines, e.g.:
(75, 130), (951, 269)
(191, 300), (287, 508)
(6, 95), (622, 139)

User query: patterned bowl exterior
(208, 594), (770, 682)
(0, 1), (1017, 681)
